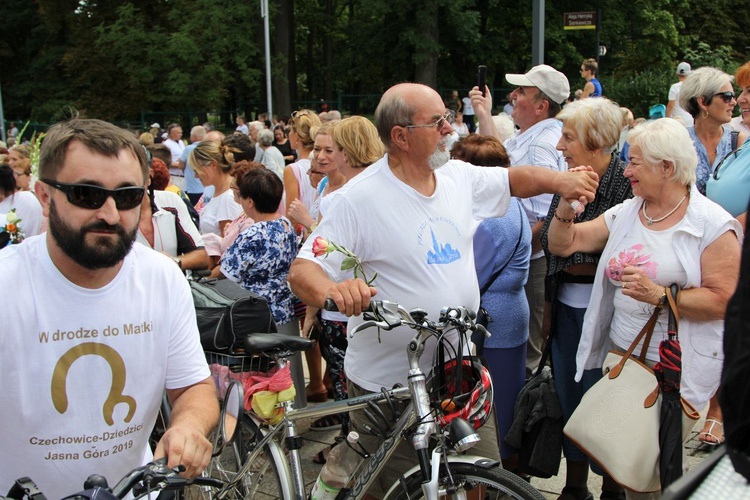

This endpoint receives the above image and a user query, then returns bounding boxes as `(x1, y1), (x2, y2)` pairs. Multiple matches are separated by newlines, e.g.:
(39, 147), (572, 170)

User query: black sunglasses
(41, 179), (146, 210)
(713, 91), (736, 103)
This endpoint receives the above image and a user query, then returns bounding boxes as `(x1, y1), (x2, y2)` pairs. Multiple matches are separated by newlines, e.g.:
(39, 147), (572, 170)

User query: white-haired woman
(540, 97), (633, 500)
(679, 67), (747, 195)
(257, 129), (285, 180)
(548, 118), (742, 498)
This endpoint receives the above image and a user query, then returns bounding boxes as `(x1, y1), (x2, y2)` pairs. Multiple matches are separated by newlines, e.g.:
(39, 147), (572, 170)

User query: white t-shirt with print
(0, 236), (209, 499)
(297, 156), (511, 392)
(199, 189), (243, 236)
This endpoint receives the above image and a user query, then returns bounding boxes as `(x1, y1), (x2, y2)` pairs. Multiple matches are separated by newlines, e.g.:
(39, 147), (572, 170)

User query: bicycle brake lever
(474, 324), (491, 339)
(349, 320), (380, 338)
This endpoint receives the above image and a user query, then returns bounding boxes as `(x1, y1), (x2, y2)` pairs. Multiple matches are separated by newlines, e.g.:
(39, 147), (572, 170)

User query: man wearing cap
(472, 64), (569, 376)
(667, 62), (694, 126)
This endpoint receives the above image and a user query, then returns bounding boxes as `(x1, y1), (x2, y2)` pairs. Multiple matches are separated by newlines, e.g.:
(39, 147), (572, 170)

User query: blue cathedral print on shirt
(427, 228), (461, 264)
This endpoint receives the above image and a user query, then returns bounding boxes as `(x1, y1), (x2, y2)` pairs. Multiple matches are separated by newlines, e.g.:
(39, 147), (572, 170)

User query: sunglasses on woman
(713, 91), (736, 103)
(41, 179), (146, 210)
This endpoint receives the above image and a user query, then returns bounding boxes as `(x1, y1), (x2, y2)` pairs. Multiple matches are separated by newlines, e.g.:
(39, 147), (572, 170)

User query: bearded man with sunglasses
(0, 117), (218, 498)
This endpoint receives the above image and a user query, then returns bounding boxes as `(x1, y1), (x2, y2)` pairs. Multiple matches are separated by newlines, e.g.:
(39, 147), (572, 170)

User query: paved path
(255, 400), (717, 499)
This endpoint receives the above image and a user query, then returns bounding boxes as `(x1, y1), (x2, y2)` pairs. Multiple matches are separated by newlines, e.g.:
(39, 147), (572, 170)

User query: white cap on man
(150, 122), (161, 129)
(505, 64), (570, 105)
(676, 62), (691, 76)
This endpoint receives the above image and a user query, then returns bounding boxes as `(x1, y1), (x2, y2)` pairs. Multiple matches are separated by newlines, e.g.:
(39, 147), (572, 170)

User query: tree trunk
(413, 2), (439, 88)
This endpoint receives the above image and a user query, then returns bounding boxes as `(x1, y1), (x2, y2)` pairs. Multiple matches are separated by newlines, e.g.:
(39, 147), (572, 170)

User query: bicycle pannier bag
(190, 278), (277, 352)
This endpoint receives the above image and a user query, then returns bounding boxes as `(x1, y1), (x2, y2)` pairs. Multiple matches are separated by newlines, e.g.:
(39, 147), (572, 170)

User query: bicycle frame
(230, 301), (489, 500)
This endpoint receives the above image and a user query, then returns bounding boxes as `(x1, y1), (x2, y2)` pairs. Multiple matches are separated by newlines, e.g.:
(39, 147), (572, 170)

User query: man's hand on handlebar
(153, 424), (212, 479)
(325, 278), (377, 317)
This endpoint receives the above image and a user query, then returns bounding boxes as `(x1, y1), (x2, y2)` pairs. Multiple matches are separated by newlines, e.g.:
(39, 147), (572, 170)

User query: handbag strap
(609, 305), (662, 378)
(480, 203), (526, 296)
(667, 284), (681, 335)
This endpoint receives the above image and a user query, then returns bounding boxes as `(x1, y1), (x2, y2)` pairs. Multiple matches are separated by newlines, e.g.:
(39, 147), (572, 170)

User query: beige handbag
(563, 305), (699, 493)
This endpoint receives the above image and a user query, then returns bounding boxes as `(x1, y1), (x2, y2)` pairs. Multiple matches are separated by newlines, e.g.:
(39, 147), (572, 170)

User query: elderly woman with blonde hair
(678, 67), (748, 194)
(539, 97), (633, 499)
(547, 118), (742, 498)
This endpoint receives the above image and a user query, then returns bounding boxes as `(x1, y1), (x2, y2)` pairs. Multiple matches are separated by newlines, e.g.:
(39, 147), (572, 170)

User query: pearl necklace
(642, 193), (688, 226)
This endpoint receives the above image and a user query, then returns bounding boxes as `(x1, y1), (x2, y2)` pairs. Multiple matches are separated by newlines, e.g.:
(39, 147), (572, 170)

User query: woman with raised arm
(540, 98), (632, 500)
(547, 118), (741, 497)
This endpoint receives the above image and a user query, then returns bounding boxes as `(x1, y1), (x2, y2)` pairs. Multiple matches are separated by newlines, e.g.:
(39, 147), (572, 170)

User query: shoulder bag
(190, 277), (277, 352)
(563, 289), (699, 493)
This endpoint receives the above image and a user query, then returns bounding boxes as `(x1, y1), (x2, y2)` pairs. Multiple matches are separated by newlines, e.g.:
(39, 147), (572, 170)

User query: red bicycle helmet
(434, 357), (493, 430)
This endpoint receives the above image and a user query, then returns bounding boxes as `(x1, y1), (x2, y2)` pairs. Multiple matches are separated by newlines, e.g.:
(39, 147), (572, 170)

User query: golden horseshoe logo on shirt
(51, 342), (137, 426)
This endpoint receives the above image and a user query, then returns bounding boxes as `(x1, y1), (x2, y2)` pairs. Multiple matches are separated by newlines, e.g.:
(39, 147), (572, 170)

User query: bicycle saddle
(243, 333), (313, 356)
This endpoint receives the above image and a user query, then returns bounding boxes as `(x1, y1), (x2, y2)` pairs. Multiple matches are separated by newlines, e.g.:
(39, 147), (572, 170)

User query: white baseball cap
(150, 122), (161, 129)
(505, 64), (570, 105)
(676, 62), (691, 76)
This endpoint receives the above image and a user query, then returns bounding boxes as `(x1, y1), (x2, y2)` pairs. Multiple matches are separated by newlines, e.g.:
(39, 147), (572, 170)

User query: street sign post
(563, 11), (597, 30)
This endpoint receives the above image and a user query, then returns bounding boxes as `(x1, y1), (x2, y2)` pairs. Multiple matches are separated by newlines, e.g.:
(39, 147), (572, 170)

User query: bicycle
(210, 299), (545, 500)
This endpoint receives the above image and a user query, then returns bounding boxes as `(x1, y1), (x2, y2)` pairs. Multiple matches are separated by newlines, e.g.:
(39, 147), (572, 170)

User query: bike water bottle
(310, 431), (361, 500)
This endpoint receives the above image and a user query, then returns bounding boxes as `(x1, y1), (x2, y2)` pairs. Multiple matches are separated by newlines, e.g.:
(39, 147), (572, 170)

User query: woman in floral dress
(220, 167), (298, 330)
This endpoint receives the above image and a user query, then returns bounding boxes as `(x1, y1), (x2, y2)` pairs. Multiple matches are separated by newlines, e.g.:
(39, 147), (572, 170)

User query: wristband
(554, 212), (575, 224)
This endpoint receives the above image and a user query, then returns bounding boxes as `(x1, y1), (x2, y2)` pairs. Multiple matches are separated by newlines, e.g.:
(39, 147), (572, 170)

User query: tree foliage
(1, 0), (748, 124)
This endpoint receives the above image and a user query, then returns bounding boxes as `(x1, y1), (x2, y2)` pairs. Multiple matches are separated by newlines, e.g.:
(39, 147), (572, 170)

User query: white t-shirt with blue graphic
(298, 155), (511, 392)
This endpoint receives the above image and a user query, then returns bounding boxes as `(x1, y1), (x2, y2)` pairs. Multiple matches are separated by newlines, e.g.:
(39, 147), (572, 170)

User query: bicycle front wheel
(387, 461), (546, 500)
(230, 417), (289, 499)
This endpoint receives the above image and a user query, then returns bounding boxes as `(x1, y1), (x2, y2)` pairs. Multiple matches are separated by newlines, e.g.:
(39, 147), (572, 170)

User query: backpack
(190, 278), (277, 352)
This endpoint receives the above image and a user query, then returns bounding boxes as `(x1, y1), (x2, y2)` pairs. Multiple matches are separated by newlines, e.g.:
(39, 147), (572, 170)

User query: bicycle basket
(430, 355), (493, 430)
(206, 352), (294, 424)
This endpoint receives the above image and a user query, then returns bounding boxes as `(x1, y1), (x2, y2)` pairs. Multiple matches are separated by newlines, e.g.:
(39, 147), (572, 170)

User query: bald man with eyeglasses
(289, 82), (598, 497)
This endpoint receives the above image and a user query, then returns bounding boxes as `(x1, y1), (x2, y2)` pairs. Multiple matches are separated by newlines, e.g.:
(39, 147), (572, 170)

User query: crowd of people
(1, 56), (748, 500)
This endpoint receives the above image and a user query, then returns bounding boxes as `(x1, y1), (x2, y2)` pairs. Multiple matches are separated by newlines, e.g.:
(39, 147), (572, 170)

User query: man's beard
(428, 142), (451, 170)
(48, 199), (139, 270)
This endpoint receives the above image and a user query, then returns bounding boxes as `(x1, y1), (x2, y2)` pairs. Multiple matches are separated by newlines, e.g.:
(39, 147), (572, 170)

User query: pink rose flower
(312, 236), (331, 257)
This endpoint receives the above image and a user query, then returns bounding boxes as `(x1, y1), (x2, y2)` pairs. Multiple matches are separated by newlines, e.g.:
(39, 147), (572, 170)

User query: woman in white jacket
(547, 118), (742, 497)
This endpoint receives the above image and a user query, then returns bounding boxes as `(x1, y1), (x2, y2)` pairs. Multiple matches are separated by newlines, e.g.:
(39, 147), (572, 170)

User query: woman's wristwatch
(172, 256), (182, 270)
(657, 287), (668, 307)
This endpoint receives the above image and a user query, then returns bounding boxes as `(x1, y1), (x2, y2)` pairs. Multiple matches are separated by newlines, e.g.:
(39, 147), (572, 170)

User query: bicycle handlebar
(3, 459), (223, 500)
(324, 298), (490, 341)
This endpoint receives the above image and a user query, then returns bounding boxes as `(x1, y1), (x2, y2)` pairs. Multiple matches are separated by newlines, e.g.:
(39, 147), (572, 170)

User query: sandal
(698, 418), (725, 446)
(558, 486), (593, 500)
(310, 414), (342, 431)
